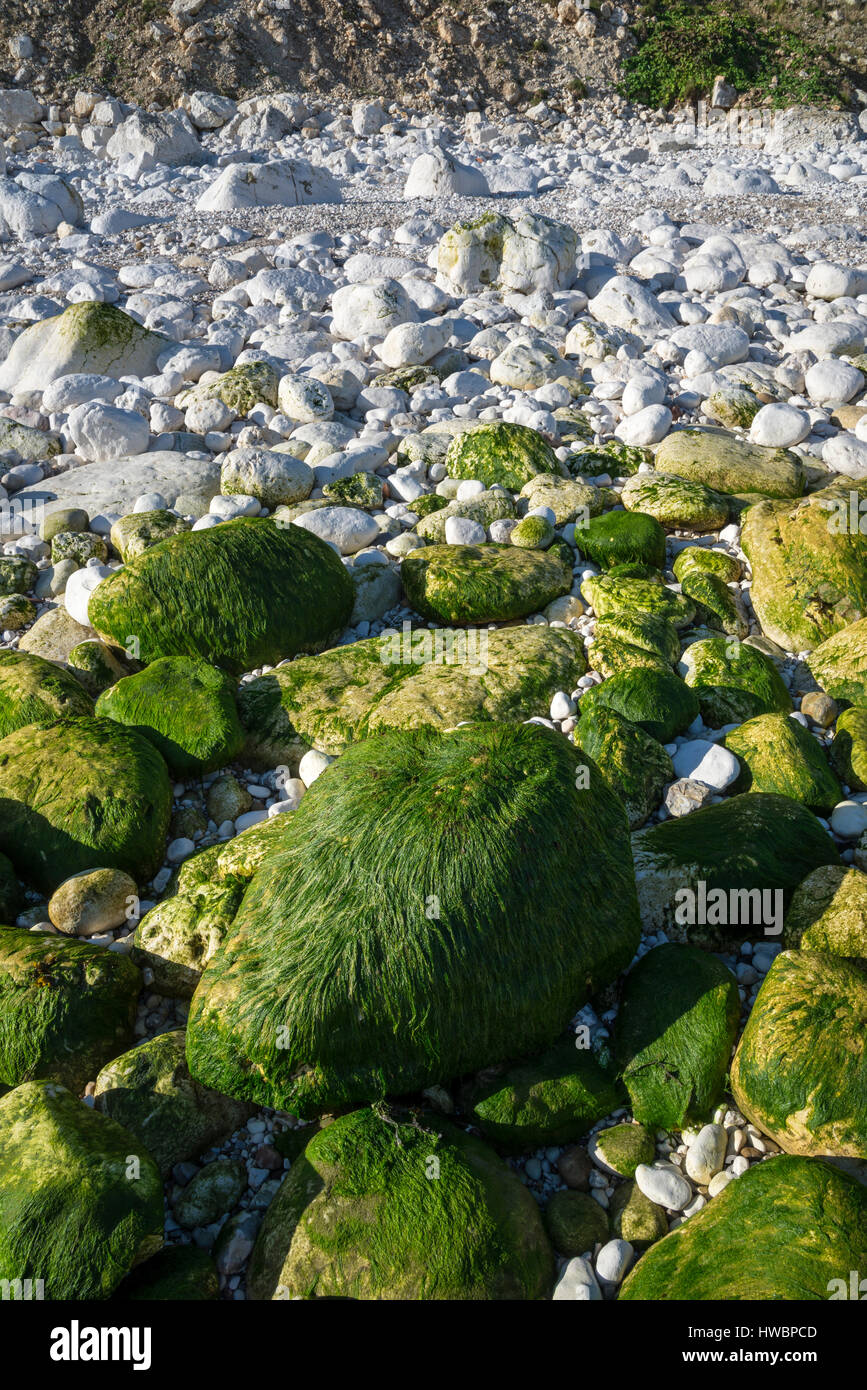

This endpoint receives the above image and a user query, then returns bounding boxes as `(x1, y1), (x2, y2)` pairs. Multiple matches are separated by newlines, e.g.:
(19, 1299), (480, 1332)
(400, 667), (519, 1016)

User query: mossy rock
(655, 427), (805, 499)
(0, 649), (94, 738)
(115, 1245), (218, 1301)
(783, 865), (867, 961)
(132, 816), (296, 997)
(593, 609), (680, 666)
(89, 517), (353, 675)
(577, 667), (699, 744)
(520, 474), (604, 525)
(237, 624), (588, 763)
(680, 570), (748, 638)
(0, 926), (141, 1092)
(724, 713), (842, 814)
(829, 707), (867, 792)
(173, 1158), (246, 1230)
(0, 594), (35, 630)
(680, 637), (792, 717)
(0, 1079), (163, 1300)
(591, 1123), (655, 1178)
(465, 1037), (624, 1153)
(94, 1031), (254, 1178)
(510, 514), (555, 549)
(588, 633), (671, 679)
(322, 471), (384, 509)
(96, 656), (244, 775)
(412, 492), (449, 519)
(110, 509), (191, 562)
(731, 950), (867, 1158)
(50, 530), (107, 565)
(572, 440), (652, 477)
(609, 1180), (668, 1249)
(606, 562), (666, 583)
(622, 473), (729, 531)
(545, 1190), (609, 1257)
(616, 943), (739, 1131)
(576, 509), (666, 571)
(574, 705), (674, 828)
(705, 386), (761, 430)
(0, 302), (170, 394)
(186, 723), (640, 1117)
(583, 573), (695, 628)
(0, 716), (171, 893)
(415, 488), (515, 542)
(247, 1107), (555, 1300)
(742, 483), (867, 652)
(66, 640), (131, 697)
(631, 793), (841, 944)
(402, 543), (571, 624)
(177, 361), (280, 415)
(672, 547), (741, 585)
(445, 420), (565, 491)
(807, 615), (867, 704)
(619, 1155), (867, 1300)
(0, 556), (38, 597)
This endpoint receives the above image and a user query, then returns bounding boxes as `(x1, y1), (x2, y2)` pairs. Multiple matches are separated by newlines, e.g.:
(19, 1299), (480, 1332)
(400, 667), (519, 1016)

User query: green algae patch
(574, 705), (673, 828)
(402, 542), (571, 624)
(731, 949), (867, 1157)
(609, 1180), (667, 1249)
(619, 1155), (867, 1300)
(186, 723), (640, 1117)
(576, 509), (666, 571)
(583, 573), (695, 628)
(724, 712), (842, 814)
(0, 649), (93, 738)
(446, 420), (565, 491)
(466, 1036), (624, 1152)
(807, 615), (867, 703)
(577, 667), (699, 744)
(89, 516), (353, 674)
(616, 942), (739, 1131)
(110, 509), (191, 562)
(783, 865), (867, 961)
(96, 655), (244, 774)
(177, 361), (280, 415)
(673, 546), (741, 585)
(680, 637), (791, 718)
(0, 716), (171, 892)
(0, 1079), (163, 1300)
(592, 1123), (655, 1178)
(0, 926), (141, 1092)
(680, 569), (748, 638)
(545, 1190), (608, 1257)
(247, 1106), (554, 1300)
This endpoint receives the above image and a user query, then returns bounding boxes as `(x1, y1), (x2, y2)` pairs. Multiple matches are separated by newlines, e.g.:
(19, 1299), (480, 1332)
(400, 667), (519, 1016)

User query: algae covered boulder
(724, 712), (842, 813)
(96, 656), (243, 774)
(807, 615), (867, 703)
(583, 573), (695, 628)
(0, 1079), (164, 1300)
(783, 865), (867, 960)
(110, 509), (191, 562)
(575, 509), (666, 571)
(631, 793), (840, 942)
(654, 426), (805, 498)
(89, 517), (353, 674)
(465, 1036), (624, 1152)
(742, 484), (867, 652)
(731, 949), (867, 1157)
(829, 707), (867, 791)
(238, 624), (587, 763)
(621, 473), (729, 532)
(445, 420), (565, 491)
(616, 943), (740, 1131)
(186, 723), (640, 1116)
(609, 1181), (667, 1249)
(680, 636), (791, 725)
(401, 542), (571, 624)
(0, 649), (94, 738)
(577, 667), (699, 744)
(619, 1155), (867, 1300)
(247, 1106), (555, 1300)
(94, 1030), (254, 1177)
(176, 361), (280, 415)
(0, 302), (171, 395)
(545, 1190), (608, 1257)
(574, 705), (674, 828)
(590, 1123), (655, 1179)
(0, 926), (141, 1092)
(0, 716), (171, 892)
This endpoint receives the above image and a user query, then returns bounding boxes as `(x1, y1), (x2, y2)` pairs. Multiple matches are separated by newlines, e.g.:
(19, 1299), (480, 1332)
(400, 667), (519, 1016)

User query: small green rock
(545, 1190), (609, 1257)
(578, 667), (700, 744)
(96, 655), (244, 775)
(724, 712), (842, 814)
(173, 1158), (247, 1230)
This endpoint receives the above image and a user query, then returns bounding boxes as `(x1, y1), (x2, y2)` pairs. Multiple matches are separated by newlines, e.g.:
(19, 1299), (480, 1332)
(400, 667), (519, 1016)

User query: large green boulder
(807, 616), (867, 703)
(583, 573), (695, 628)
(577, 667), (699, 743)
(621, 473), (729, 531)
(94, 1031), (254, 1177)
(96, 656), (243, 774)
(619, 1156), (867, 1300)
(575, 510), (666, 571)
(0, 1079), (163, 1299)
(574, 705), (674, 828)
(132, 816), (296, 997)
(247, 1106), (555, 1300)
(616, 943), (739, 1131)
(829, 707), (867, 791)
(680, 570), (749, 638)
(655, 426), (805, 498)
(0, 302), (171, 394)
(88, 517), (353, 674)
(783, 865), (867, 960)
(0, 926), (141, 1092)
(445, 420), (565, 491)
(0, 650), (93, 738)
(465, 1036), (624, 1152)
(237, 624), (588, 763)
(186, 723), (640, 1116)
(401, 543), (572, 624)
(731, 949), (867, 1157)
(742, 484), (867, 652)
(724, 712), (842, 814)
(680, 637), (792, 723)
(631, 794), (840, 943)
(0, 717), (171, 892)
(592, 609), (680, 667)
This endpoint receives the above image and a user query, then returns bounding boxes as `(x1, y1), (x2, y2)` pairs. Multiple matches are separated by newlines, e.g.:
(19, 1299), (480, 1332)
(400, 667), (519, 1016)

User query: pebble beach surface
(0, 85), (866, 1304)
